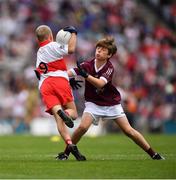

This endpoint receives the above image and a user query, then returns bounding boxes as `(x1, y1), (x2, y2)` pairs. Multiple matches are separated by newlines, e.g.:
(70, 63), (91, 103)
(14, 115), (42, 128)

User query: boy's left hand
(77, 61), (89, 78)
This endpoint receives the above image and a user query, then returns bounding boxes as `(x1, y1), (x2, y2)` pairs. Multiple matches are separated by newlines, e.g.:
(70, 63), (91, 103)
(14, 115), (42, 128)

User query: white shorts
(83, 102), (126, 125)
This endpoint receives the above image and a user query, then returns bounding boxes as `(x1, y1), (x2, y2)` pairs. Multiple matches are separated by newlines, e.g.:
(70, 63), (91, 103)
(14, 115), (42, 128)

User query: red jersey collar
(39, 40), (51, 47)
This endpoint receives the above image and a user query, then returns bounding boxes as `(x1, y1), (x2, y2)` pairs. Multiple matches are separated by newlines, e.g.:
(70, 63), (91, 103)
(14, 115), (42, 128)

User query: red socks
(65, 139), (72, 145)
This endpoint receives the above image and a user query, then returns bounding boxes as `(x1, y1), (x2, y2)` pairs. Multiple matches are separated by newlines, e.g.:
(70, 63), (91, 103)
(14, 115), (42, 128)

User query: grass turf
(0, 134), (175, 179)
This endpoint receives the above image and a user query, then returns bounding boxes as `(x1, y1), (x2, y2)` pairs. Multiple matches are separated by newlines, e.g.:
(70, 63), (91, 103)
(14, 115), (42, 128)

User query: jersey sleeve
(54, 42), (68, 56)
(100, 67), (114, 83)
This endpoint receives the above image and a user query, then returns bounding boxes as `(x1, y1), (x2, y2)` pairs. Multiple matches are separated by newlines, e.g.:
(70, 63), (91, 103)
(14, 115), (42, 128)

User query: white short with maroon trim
(83, 102), (126, 125)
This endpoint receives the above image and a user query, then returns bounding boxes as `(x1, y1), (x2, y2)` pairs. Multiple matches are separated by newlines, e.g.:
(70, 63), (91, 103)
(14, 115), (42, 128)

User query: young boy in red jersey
(56, 36), (165, 161)
(35, 25), (85, 160)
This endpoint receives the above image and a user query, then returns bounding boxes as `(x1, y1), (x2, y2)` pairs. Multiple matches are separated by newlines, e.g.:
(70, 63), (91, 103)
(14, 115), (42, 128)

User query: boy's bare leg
(72, 113), (93, 144)
(56, 113), (93, 161)
(64, 101), (78, 120)
(52, 105), (72, 141)
(53, 104), (75, 128)
(115, 116), (165, 159)
(115, 116), (150, 150)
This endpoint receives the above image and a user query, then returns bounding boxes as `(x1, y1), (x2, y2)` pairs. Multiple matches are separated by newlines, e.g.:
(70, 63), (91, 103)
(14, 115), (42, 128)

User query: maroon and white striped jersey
(72, 59), (121, 106)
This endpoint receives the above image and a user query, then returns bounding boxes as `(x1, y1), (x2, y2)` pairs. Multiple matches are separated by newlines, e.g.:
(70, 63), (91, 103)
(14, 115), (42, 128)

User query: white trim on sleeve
(100, 76), (107, 84)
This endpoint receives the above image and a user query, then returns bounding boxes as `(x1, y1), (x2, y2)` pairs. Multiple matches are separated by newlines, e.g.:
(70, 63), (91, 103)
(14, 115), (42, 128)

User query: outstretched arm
(86, 75), (106, 89)
(68, 33), (77, 54)
(77, 61), (106, 89)
(63, 26), (78, 54)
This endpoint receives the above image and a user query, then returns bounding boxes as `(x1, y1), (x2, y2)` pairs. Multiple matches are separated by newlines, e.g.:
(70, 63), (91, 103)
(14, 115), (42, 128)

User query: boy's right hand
(69, 78), (83, 90)
(76, 61), (89, 78)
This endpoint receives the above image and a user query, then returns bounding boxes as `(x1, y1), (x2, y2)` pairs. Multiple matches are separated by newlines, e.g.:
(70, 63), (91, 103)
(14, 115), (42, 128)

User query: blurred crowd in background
(0, 0), (175, 135)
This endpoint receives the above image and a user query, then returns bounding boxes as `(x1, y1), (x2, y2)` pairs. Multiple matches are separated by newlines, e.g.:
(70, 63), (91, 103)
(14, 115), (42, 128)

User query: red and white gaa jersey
(36, 40), (69, 89)
(71, 59), (121, 106)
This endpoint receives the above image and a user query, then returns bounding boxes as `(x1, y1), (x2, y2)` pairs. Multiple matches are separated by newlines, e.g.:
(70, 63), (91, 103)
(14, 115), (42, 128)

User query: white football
(56, 29), (71, 45)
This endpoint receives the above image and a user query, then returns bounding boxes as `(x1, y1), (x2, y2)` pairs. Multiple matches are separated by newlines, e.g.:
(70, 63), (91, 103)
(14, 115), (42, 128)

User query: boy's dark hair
(96, 36), (117, 56)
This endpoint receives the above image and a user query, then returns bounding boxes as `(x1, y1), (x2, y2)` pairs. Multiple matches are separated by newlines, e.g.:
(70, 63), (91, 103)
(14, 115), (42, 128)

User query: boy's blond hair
(96, 36), (117, 56)
(35, 25), (52, 42)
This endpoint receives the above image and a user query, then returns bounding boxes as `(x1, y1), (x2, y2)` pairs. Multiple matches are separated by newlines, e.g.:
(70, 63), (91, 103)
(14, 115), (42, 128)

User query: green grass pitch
(0, 134), (175, 179)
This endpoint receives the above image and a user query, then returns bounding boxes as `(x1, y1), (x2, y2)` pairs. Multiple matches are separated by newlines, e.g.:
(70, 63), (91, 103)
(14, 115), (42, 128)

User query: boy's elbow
(97, 79), (106, 89)
(95, 83), (105, 89)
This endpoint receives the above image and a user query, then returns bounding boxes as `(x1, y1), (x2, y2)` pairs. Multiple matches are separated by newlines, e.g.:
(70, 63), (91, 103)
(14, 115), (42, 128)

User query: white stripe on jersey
(103, 68), (113, 78)
(107, 68), (113, 76)
(36, 41), (69, 89)
(36, 42), (68, 67)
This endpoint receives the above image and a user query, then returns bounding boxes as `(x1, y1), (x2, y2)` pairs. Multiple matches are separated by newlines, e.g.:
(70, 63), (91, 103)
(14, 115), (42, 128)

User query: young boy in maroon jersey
(56, 37), (165, 161)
